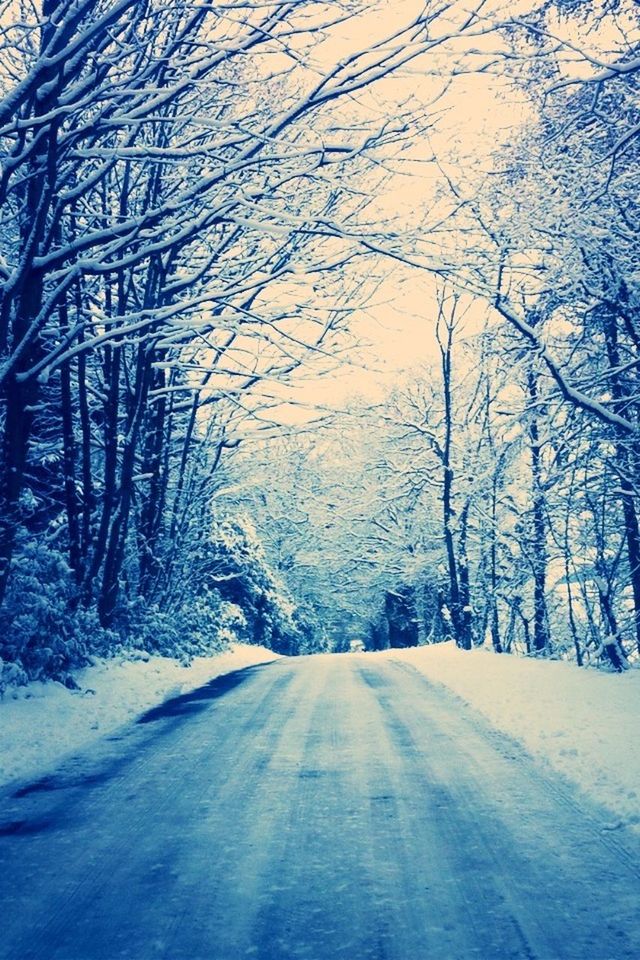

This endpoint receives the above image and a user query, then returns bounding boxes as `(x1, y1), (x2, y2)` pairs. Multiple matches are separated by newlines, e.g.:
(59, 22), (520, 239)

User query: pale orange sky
(217, 0), (638, 429)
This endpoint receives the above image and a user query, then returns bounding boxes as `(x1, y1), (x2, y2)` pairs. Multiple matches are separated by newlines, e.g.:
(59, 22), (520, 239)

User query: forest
(0, 0), (638, 685)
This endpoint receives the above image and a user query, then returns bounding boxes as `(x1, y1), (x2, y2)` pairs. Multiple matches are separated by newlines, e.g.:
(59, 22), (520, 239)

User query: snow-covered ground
(0, 644), (278, 788)
(3, 639), (638, 838)
(381, 643), (640, 834)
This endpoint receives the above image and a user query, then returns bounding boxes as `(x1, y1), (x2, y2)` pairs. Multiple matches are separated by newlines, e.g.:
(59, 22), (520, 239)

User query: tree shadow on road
(136, 663), (272, 725)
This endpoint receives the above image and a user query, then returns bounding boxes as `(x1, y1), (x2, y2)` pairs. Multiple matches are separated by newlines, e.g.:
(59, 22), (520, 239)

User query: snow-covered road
(0, 654), (638, 960)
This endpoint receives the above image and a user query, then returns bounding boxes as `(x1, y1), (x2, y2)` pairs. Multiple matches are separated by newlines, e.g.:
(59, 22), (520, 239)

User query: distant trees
(244, 0), (639, 668)
(237, 268), (638, 668)
(384, 0), (640, 666)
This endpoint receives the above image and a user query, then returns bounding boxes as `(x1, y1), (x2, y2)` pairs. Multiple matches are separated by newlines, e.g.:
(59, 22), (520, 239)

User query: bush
(120, 589), (246, 662)
(202, 514), (313, 654)
(0, 536), (252, 684)
(0, 510), (316, 689)
(0, 537), (111, 682)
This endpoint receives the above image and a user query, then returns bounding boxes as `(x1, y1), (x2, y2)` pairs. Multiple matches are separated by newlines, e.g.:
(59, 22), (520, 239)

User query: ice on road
(0, 655), (638, 960)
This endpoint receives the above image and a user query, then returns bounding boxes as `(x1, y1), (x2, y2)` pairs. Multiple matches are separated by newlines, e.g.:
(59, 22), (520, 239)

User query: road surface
(0, 655), (638, 960)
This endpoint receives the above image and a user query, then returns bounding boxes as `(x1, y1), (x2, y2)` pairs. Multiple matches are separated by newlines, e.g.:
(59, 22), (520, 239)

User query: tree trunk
(138, 363), (168, 598)
(527, 369), (550, 653)
(59, 297), (82, 581)
(602, 305), (640, 655)
(97, 343), (153, 627)
(437, 297), (471, 649)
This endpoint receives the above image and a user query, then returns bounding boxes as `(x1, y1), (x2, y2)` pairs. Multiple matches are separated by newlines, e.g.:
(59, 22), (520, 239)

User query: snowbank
(0, 644), (278, 788)
(382, 643), (640, 833)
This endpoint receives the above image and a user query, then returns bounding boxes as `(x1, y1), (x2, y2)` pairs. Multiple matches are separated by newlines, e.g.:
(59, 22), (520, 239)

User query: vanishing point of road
(0, 655), (638, 960)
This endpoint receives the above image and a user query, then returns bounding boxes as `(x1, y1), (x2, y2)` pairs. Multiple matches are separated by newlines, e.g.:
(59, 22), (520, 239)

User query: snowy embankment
(382, 643), (640, 833)
(0, 644), (278, 788)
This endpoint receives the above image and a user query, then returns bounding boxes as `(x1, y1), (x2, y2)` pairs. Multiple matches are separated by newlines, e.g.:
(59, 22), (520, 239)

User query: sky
(268, 2), (535, 416)
(213, 0), (638, 435)
(272, 0), (639, 420)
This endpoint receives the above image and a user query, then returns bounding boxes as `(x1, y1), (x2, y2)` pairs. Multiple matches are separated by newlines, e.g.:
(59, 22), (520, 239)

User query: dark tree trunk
(620, 481), (640, 656)
(138, 363), (168, 598)
(597, 580), (628, 672)
(97, 343), (153, 627)
(602, 305), (640, 655)
(83, 329), (122, 600)
(83, 175), (129, 602)
(437, 299), (471, 649)
(458, 499), (473, 647)
(59, 298), (82, 581)
(527, 369), (550, 653)
(489, 473), (503, 653)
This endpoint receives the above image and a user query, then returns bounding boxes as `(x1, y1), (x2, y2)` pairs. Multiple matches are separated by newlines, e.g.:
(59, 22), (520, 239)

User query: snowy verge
(0, 644), (279, 788)
(379, 643), (640, 834)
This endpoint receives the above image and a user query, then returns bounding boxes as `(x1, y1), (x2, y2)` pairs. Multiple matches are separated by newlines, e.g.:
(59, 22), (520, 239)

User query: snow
(380, 642), (640, 834)
(3, 638), (638, 839)
(0, 644), (278, 789)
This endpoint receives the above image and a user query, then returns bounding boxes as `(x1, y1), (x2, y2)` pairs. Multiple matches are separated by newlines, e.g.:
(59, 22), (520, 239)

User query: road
(0, 654), (638, 960)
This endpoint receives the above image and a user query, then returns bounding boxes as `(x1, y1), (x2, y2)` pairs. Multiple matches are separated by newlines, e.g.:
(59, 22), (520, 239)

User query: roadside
(0, 644), (279, 788)
(380, 642), (640, 834)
